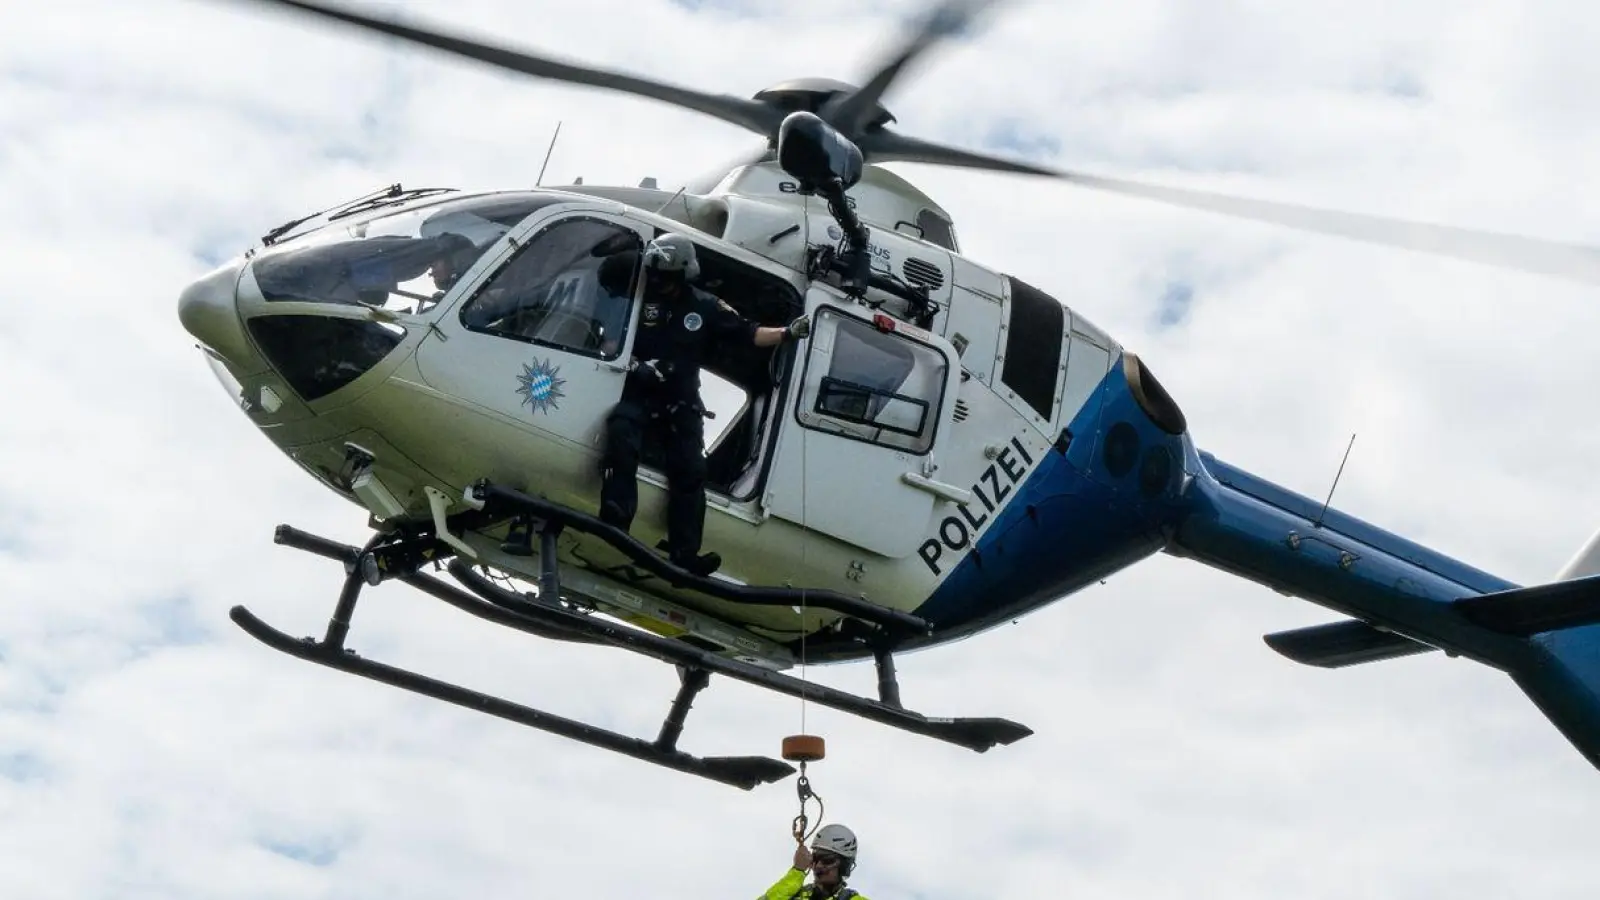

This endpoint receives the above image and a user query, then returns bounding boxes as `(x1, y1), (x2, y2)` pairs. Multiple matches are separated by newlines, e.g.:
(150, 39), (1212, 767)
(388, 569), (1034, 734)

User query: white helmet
(642, 232), (700, 280)
(811, 823), (858, 860)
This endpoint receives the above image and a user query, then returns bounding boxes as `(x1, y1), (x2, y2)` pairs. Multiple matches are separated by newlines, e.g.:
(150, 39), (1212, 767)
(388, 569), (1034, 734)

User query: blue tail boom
(1172, 451), (1600, 771)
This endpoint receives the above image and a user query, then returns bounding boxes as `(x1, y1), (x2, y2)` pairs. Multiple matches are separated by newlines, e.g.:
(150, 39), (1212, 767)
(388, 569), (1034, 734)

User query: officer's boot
(664, 480), (719, 575)
(656, 536), (722, 576)
(672, 549), (722, 577)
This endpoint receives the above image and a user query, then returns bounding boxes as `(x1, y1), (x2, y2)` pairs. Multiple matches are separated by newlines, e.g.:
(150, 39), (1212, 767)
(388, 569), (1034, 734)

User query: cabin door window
(457, 216), (643, 360)
(763, 302), (958, 559)
(797, 308), (947, 454)
(412, 211), (649, 471)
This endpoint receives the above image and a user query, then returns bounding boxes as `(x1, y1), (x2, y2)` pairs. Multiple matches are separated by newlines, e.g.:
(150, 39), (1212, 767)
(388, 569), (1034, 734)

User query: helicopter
(179, 0), (1600, 791)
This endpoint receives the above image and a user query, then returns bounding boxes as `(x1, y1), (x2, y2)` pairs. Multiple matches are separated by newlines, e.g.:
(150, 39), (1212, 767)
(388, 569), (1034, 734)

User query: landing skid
(230, 515), (1033, 790)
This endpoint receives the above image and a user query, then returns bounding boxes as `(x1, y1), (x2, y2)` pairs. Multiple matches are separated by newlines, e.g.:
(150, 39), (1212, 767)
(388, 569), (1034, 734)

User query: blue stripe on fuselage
(911, 354), (1192, 641)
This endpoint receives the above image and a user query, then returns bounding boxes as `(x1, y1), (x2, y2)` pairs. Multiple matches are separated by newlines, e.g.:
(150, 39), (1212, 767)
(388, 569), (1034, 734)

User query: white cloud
(3, 0), (1599, 896)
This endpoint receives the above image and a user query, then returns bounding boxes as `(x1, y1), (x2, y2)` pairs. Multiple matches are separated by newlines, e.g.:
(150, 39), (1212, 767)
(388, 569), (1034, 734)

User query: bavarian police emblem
(642, 302), (664, 324)
(515, 357), (566, 415)
(683, 312), (703, 331)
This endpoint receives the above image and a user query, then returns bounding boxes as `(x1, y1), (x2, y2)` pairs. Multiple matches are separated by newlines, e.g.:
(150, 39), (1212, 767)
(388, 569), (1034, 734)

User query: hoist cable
(795, 298), (812, 731)
(786, 287), (823, 848)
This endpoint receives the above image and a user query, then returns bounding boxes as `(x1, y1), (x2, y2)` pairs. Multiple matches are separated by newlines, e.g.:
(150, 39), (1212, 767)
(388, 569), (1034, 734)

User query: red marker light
(873, 314), (895, 332)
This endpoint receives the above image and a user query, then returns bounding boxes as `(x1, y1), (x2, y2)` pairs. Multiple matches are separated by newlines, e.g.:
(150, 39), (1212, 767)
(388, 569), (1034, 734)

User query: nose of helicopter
(177, 257), (261, 370)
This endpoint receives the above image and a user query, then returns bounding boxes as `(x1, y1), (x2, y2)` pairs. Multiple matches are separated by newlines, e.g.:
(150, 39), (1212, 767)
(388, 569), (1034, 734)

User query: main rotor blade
(225, 0), (782, 137)
(824, 0), (1005, 137)
(1062, 173), (1600, 286)
(862, 130), (1600, 287)
(858, 128), (1061, 176)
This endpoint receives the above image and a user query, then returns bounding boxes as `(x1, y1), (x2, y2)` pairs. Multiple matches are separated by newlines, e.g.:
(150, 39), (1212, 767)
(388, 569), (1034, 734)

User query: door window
(458, 216), (643, 360)
(798, 308), (949, 454)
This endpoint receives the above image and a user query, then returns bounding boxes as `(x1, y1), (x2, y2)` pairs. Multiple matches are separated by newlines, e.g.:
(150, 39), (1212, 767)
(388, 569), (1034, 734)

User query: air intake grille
(902, 257), (944, 290)
(953, 399), (970, 422)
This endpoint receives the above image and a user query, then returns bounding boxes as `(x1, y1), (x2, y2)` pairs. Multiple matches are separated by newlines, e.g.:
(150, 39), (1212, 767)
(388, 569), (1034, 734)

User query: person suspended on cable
(762, 824), (867, 900)
(598, 232), (810, 576)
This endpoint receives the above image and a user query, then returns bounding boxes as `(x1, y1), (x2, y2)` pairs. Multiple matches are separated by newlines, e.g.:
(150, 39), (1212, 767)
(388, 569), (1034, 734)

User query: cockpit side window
(458, 217), (643, 361)
(249, 193), (568, 313)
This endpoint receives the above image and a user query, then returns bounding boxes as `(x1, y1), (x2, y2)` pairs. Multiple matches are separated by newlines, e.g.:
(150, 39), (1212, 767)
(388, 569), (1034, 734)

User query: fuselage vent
(902, 257), (944, 291)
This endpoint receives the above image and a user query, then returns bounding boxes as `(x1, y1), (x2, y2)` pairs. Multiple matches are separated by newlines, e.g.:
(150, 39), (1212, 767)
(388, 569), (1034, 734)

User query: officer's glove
(629, 358), (666, 383)
(784, 316), (812, 342)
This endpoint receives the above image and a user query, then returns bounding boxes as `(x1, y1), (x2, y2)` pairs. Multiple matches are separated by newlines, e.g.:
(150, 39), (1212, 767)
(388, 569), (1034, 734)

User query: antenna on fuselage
(1314, 433), (1358, 528)
(535, 121), (563, 186)
(654, 186), (691, 219)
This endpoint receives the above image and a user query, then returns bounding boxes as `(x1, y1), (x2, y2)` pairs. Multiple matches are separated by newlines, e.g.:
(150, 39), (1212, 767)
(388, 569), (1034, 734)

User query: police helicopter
(182, 0), (1600, 790)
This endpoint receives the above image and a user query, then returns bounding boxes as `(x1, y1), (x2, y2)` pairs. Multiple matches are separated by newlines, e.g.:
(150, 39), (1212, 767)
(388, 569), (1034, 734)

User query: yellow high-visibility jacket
(759, 867), (867, 900)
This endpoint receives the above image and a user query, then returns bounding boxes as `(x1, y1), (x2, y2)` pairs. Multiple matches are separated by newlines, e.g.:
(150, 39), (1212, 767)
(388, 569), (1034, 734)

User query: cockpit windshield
(249, 193), (572, 314)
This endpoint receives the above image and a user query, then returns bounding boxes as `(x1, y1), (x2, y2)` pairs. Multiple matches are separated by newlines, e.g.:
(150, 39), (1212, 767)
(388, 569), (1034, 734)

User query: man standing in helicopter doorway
(597, 232), (811, 577)
(762, 824), (868, 900)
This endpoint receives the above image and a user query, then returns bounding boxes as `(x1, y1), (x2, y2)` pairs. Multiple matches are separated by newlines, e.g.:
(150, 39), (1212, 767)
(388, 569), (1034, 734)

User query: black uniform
(598, 282), (757, 568)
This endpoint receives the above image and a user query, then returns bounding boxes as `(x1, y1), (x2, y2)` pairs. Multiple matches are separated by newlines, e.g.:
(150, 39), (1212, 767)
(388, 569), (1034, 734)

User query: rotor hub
(753, 78), (896, 131)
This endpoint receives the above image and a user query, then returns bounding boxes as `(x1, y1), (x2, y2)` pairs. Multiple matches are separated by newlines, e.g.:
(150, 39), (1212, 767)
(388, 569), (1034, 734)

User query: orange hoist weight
(782, 734), (826, 762)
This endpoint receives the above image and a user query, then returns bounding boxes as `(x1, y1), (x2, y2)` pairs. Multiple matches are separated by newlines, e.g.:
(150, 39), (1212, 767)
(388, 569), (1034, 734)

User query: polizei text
(917, 435), (1036, 576)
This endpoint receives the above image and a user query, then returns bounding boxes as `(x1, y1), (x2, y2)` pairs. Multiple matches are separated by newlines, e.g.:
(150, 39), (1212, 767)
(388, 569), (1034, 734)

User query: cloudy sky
(5, 0), (1600, 896)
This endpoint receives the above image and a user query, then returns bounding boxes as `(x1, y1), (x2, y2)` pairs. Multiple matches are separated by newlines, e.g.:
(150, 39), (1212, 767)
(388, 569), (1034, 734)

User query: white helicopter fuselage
(179, 162), (1147, 667)
(177, 0), (1600, 786)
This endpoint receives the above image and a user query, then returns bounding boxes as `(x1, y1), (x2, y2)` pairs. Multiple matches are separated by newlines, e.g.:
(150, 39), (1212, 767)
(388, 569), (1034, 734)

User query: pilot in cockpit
(351, 231), (479, 310)
(422, 232), (481, 295)
(419, 208), (509, 297)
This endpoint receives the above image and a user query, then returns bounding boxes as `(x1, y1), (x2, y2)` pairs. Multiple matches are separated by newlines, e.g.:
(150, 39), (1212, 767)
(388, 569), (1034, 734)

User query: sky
(4, 0), (1600, 896)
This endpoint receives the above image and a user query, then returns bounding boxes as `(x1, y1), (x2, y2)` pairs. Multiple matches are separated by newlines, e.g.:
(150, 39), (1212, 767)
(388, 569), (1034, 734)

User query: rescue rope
(797, 312), (813, 814)
(799, 379), (809, 733)
(794, 299), (812, 735)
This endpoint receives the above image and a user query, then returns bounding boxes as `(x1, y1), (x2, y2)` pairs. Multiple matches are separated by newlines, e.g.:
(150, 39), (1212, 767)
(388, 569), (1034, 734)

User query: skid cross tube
(874, 646), (902, 708)
(656, 667), (711, 751)
(470, 482), (933, 638)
